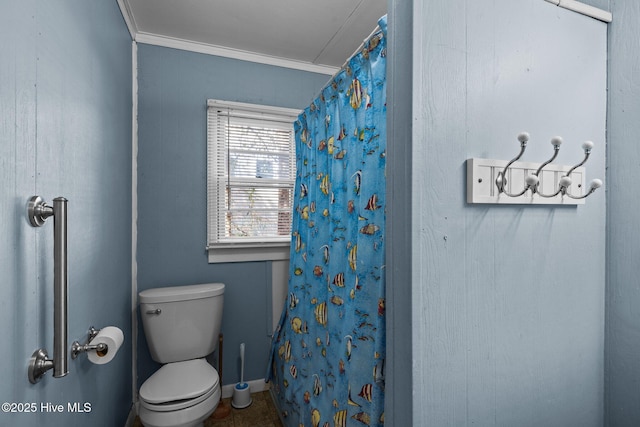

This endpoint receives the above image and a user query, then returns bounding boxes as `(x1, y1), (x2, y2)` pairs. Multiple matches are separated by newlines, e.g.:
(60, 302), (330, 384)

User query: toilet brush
(239, 342), (246, 386)
(231, 343), (252, 409)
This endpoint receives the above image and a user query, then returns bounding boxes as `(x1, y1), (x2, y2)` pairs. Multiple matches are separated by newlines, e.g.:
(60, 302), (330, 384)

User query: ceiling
(118, 0), (387, 74)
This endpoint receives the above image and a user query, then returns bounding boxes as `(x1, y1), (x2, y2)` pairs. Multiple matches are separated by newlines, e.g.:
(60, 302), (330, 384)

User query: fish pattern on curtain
(267, 15), (387, 427)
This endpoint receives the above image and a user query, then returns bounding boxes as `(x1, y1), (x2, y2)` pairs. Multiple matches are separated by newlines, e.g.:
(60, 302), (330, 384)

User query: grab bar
(27, 196), (68, 383)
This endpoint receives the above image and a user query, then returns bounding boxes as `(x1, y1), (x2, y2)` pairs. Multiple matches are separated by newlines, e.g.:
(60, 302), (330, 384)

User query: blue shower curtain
(267, 16), (387, 427)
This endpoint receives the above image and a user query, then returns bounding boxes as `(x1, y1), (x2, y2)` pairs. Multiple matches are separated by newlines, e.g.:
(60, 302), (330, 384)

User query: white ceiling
(118, 0), (387, 74)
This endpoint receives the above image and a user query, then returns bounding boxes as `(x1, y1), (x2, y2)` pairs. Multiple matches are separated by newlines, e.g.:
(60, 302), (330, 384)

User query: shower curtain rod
(340, 24), (382, 70)
(317, 23), (383, 94)
(544, 0), (612, 23)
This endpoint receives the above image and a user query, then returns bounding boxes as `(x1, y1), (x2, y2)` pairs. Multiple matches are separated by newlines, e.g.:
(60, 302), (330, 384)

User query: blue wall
(385, 0), (413, 425)
(136, 44), (328, 387)
(406, 0), (607, 425)
(606, 1), (640, 425)
(0, 1), (132, 426)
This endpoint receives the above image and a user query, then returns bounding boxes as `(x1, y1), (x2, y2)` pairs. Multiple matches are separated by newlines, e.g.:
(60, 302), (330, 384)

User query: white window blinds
(207, 100), (300, 250)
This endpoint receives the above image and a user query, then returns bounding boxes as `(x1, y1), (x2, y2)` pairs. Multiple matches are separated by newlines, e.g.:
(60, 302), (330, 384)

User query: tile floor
(132, 391), (283, 427)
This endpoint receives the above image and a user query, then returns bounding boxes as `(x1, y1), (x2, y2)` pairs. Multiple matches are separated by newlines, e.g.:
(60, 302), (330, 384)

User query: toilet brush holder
(231, 383), (252, 409)
(231, 342), (252, 409)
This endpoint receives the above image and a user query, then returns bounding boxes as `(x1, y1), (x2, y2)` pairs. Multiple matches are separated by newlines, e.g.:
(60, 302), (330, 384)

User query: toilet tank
(139, 283), (225, 364)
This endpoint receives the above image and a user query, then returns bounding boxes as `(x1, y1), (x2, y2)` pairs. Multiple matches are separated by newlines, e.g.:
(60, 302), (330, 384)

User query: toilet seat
(140, 384), (216, 413)
(140, 358), (219, 412)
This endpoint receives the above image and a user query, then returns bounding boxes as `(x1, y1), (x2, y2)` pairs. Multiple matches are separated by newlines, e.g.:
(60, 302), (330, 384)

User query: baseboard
(221, 378), (269, 399)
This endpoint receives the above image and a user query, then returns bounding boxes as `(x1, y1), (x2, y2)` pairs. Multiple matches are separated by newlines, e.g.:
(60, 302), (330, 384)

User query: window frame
(206, 99), (300, 263)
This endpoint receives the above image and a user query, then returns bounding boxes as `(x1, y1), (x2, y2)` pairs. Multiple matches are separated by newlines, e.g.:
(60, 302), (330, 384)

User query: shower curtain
(267, 15), (387, 427)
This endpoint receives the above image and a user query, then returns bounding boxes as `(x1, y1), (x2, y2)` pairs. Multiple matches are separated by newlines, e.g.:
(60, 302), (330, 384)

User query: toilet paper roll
(88, 326), (124, 365)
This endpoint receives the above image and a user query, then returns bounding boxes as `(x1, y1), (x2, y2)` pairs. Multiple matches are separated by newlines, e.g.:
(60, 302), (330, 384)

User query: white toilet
(138, 283), (225, 427)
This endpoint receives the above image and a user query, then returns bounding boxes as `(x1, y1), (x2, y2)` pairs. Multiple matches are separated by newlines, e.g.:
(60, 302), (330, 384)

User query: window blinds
(207, 100), (298, 248)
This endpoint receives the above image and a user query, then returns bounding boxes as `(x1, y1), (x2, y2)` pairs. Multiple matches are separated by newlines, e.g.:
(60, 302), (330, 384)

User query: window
(206, 99), (300, 263)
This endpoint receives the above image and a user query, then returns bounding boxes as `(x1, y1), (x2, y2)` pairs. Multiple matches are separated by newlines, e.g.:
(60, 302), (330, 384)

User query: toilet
(138, 283), (225, 427)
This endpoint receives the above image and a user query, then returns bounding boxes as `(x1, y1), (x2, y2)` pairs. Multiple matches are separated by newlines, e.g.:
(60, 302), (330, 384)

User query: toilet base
(139, 386), (220, 427)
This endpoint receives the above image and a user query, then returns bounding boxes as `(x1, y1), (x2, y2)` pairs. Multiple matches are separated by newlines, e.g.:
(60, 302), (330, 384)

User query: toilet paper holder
(71, 326), (107, 359)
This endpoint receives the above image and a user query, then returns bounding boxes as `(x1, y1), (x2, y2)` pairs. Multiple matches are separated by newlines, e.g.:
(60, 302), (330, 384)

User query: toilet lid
(140, 359), (219, 405)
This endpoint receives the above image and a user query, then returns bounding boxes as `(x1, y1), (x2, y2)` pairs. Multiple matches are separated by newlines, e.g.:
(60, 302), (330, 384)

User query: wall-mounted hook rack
(467, 132), (602, 205)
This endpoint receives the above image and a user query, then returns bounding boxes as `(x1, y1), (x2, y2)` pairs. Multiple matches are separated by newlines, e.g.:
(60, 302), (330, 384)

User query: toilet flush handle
(145, 308), (161, 315)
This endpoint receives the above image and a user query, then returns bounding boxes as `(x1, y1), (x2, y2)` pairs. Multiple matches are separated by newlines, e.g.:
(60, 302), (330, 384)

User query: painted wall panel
(385, 1), (414, 425)
(411, 0), (606, 425)
(606, 1), (640, 426)
(271, 260), (289, 333)
(136, 44), (328, 387)
(0, 1), (132, 426)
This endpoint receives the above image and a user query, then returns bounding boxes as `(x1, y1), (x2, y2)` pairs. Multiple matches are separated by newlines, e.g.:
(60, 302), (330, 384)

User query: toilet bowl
(138, 283), (225, 427)
(138, 359), (220, 427)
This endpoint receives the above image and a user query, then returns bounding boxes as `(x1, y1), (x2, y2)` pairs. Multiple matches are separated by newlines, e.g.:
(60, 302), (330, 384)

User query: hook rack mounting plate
(467, 158), (586, 205)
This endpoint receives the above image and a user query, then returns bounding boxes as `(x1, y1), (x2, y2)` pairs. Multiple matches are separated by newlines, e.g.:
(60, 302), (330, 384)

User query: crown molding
(116, 0), (336, 74)
(134, 32), (338, 75)
(116, 0), (137, 39)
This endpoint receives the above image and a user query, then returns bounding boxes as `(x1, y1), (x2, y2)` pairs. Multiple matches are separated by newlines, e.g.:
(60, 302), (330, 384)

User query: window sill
(207, 242), (290, 263)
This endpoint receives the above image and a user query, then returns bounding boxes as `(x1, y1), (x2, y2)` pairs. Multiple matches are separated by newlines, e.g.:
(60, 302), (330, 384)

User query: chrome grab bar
(27, 196), (69, 383)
